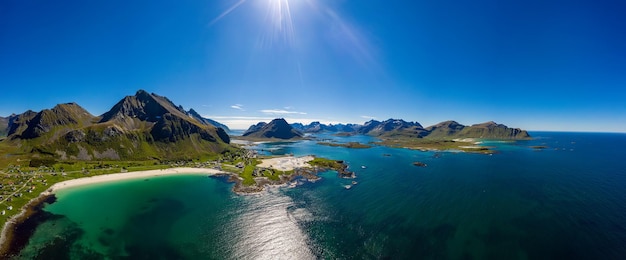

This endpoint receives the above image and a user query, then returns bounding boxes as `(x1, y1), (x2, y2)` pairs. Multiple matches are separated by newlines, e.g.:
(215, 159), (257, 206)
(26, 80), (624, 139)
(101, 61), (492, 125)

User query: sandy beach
(0, 167), (227, 253)
(42, 167), (226, 195)
(257, 156), (315, 171)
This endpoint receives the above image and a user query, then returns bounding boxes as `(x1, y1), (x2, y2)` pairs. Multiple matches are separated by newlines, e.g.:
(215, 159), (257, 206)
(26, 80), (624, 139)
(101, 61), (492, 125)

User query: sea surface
(14, 132), (626, 259)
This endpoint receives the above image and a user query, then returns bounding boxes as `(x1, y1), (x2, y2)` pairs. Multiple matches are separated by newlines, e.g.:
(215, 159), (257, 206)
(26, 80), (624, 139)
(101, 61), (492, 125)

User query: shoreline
(0, 159), (350, 256)
(0, 167), (227, 257)
(230, 155), (318, 194)
(40, 167), (226, 195)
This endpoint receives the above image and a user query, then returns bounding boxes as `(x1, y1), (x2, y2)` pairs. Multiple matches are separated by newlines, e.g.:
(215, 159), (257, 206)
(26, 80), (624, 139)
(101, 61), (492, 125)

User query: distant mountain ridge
(243, 118), (303, 139)
(2, 90), (233, 161)
(186, 108), (230, 132)
(285, 118), (529, 139)
(290, 122), (359, 133)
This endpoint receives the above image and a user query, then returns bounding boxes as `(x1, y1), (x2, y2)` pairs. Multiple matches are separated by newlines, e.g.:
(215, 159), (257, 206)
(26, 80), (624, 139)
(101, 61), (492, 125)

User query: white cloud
(231, 104), (244, 111)
(360, 115), (376, 120)
(260, 109), (307, 115)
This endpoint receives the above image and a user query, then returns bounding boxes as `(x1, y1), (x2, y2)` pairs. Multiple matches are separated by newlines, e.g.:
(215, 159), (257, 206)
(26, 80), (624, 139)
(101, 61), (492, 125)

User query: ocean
(12, 132), (626, 259)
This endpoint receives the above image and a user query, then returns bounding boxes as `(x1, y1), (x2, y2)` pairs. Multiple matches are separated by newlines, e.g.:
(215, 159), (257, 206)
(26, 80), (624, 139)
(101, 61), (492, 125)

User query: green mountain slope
(423, 120), (467, 139)
(20, 103), (95, 140)
(2, 90), (234, 162)
(454, 121), (530, 139)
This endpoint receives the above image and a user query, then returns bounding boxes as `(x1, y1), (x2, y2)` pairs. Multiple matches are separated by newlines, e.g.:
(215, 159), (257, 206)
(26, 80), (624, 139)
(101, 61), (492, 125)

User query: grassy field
(308, 157), (346, 169)
(0, 140), (245, 232)
(0, 160), (173, 231)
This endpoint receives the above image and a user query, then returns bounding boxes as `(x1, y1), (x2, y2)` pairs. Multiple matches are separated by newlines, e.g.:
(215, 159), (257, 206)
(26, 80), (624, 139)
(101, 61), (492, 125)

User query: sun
(210, 0), (304, 46)
(209, 0), (377, 73)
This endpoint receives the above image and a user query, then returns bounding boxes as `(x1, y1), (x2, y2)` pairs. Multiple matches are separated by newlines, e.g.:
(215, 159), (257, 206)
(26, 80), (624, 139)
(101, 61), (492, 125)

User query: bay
(14, 132), (626, 259)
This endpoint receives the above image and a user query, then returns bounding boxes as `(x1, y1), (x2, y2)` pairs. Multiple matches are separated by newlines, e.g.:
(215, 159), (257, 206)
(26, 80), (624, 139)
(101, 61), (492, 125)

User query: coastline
(40, 167), (226, 195)
(230, 155), (317, 194)
(0, 159), (351, 256)
(0, 167), (226, 257)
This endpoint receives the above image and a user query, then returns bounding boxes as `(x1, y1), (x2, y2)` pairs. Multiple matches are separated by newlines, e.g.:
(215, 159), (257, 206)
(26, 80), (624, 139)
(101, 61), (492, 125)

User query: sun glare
(209, 0), (306, 47)
(262, 0), (297, 46)
(209, 0), (378, 73)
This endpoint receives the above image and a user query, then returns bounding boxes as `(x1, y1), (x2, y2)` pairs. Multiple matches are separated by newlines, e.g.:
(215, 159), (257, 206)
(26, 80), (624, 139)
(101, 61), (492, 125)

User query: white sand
(43, 167), (226, 195)
(257, 156), (314, 171)
(458, 146), (483, 149)
(0, 167), (227, 248)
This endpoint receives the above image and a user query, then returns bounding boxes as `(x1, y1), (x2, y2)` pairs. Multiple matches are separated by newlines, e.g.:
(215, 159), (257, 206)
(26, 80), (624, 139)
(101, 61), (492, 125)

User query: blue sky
(1, 0), (625, 131)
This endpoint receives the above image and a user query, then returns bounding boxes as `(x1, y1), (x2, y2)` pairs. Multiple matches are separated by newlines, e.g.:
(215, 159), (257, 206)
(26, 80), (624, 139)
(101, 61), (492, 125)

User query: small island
(413, 162), (427, 167)
(317, 142), (372, 149)
(377, 138), (493, 154)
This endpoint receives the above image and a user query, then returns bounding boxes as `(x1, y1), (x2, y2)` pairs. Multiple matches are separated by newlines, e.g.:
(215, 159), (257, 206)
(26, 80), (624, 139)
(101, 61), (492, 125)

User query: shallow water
(15, 132), (626, 259)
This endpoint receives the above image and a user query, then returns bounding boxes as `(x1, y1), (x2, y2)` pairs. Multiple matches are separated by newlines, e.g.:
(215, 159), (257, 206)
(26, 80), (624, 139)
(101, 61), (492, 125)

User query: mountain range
(1, 90), (530, 162)
(0, 90), (232, 161)
(244, 119), (530, 139)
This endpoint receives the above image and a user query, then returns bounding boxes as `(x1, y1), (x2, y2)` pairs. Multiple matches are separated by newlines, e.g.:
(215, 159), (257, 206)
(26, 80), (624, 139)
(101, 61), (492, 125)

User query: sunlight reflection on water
(225, 188), (316, 260)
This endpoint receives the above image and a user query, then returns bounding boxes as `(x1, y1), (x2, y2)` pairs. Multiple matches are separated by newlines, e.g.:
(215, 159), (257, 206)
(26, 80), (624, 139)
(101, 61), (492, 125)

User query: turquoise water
(15, 132), (626, 259)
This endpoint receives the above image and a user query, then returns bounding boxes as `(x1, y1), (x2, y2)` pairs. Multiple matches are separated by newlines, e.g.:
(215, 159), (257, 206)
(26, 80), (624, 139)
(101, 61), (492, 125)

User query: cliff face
(99, 90), (187, 125)
(243, 118), (303, 139)
(0, 116), (8, 137)
(97, 90), (229, 144)
(3, 90), (233, 161)
(6, 110), (37, 137)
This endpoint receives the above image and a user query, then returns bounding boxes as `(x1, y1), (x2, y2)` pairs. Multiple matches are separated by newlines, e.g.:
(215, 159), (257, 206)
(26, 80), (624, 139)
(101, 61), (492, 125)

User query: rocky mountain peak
(243, 118), (303, 139)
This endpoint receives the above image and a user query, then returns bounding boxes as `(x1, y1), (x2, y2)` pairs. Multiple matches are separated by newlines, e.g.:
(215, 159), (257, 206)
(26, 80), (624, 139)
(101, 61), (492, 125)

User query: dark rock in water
(413, 162), (427, 167)
(383, 154), (392, 157)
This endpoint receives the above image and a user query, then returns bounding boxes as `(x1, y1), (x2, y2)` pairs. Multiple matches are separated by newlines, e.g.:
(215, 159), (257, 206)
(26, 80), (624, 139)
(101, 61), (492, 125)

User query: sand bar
(43, 167), (226, 195)
(257, 156), (314, 171)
